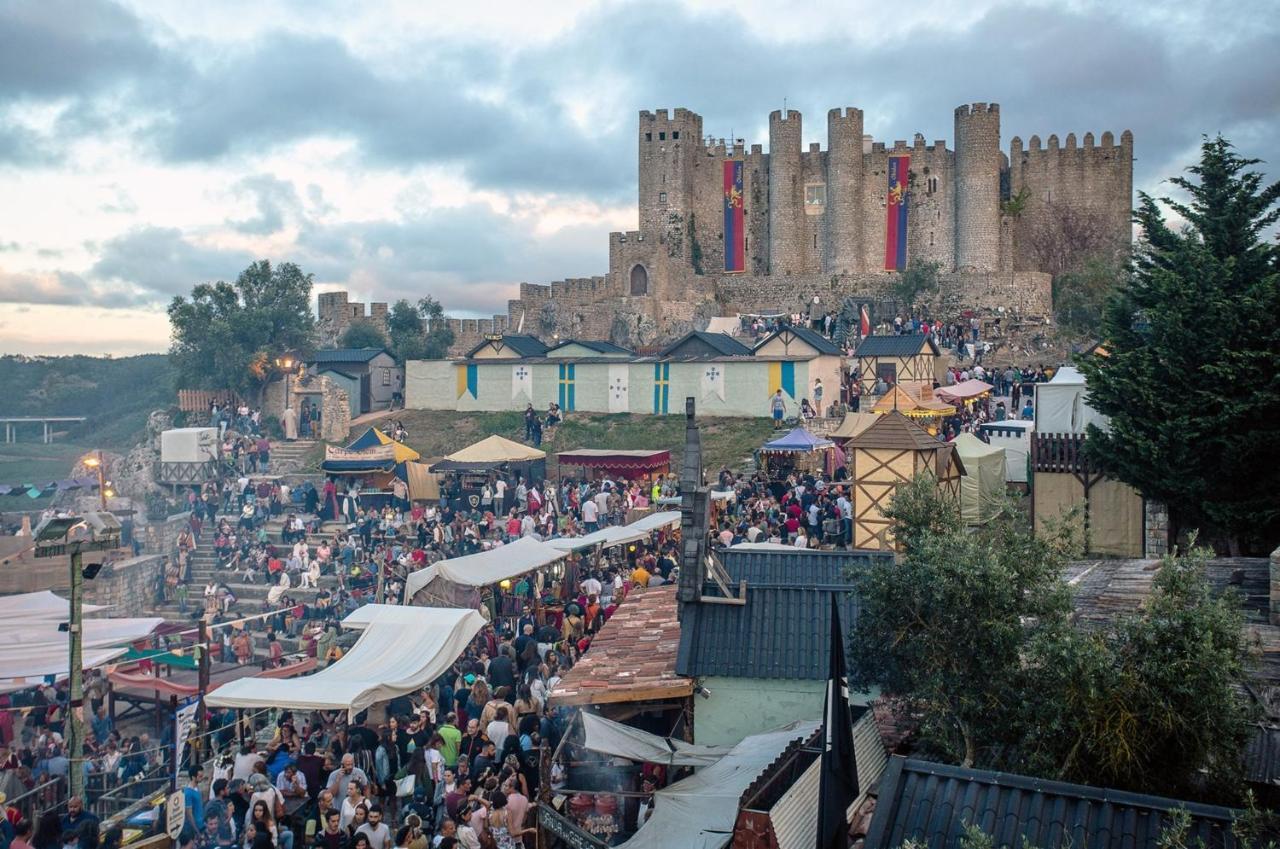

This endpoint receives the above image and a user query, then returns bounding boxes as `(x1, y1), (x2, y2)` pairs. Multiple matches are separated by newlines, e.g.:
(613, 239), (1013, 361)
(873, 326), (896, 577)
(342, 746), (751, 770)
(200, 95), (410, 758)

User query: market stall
(205, 604), (484, 716)
(870, 385), (955, 434)
(402, 535), (566, 610)
(936, 378), (994, 407)
(556, 448), (671, 482)
(321, 427), (423, 513)
(758, 427), (836, 476)
(430, 435), (547, 510)
(977, 419), (1034, 483)
(953, 433), (1007, 525)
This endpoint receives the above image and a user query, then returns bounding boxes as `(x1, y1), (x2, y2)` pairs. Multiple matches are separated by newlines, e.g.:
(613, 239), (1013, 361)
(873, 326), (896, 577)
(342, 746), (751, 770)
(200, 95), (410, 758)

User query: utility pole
(67, 540), (85, 801)
(196, 619), (210, 761)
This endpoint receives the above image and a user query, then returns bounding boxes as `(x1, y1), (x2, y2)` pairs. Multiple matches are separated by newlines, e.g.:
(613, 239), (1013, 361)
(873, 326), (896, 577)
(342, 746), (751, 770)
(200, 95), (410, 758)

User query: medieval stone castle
(320, 102), (1133, 353)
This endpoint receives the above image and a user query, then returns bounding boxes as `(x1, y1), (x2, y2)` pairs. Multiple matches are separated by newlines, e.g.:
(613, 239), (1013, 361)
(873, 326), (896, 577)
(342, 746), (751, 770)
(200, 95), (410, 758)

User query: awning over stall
(936, 379), (994, 404)
(0, 590), (107, 619)
(403, 536), (566, 600)
(556, 449), (671, 475)
(432, 435), (545, 470)
(761, 428), (834, 452)
(619, 721), (821, 849)
(580, 712), (732, 768)
(205, 605), (484, 714)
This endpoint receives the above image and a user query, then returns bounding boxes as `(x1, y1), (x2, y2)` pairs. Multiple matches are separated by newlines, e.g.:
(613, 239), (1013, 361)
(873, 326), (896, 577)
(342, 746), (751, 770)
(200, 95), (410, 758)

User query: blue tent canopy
(346, 428), (385, 451)
(761, 428), (835, 453)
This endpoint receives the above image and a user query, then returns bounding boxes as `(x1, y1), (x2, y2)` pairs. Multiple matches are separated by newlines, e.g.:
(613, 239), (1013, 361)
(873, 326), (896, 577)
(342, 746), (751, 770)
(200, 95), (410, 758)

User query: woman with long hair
(30, 812), (60, 849)
(248, 800), (279, 847)
(340, 779), (369, 832)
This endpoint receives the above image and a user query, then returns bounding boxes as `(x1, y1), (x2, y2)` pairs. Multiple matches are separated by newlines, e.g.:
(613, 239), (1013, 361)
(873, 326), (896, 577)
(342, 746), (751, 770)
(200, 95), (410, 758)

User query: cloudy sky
(0, 0), (1275, 356)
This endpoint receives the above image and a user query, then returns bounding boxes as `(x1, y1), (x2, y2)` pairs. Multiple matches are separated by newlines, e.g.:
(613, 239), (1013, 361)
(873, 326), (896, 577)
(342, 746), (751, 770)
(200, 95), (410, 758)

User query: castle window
(672, 131), (679, 140)
(659, 192), (667, 204)
(630, 264), (649, 296)
(813, 234), (818, 249)
(927, 176), (938, 195)
(659, 131), (666, 141)
(645, 132), (652, 142)
(804, 184), (826, 206)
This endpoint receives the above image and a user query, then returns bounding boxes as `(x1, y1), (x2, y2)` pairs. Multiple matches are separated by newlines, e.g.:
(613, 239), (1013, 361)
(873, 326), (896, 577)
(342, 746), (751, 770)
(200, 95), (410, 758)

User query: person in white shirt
(580, 575), (602, 597)
(793, 529), (808, 549)
(581, 498), (599, 530)
(593, 489), (610, 525)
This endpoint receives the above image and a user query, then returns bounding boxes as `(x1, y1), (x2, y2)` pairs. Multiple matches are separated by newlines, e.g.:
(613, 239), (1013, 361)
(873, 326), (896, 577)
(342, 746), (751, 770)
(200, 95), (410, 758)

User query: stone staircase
(268, 439), (321, 474)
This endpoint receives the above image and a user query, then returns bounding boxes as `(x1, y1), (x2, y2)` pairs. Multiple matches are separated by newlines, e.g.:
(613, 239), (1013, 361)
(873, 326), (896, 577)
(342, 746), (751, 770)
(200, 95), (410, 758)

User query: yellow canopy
(871, 385), (954, 418)
(445, 435), (547, 463)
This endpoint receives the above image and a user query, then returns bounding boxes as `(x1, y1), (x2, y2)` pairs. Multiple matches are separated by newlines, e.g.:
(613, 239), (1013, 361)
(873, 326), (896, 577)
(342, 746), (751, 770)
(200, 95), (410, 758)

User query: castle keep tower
(953, 103), (1002, 272)
(767, 109), (803, 276)
(825, 107), (864, 274)
(639, 108), (703, 258)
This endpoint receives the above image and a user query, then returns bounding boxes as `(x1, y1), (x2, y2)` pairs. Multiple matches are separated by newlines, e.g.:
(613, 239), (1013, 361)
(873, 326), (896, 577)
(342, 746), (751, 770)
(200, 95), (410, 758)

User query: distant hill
(0, 354), (176, 449)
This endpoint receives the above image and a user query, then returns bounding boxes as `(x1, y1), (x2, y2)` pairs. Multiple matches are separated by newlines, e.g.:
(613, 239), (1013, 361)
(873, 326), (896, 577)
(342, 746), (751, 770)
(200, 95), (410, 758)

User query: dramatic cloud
(0, 0), (1276, 354)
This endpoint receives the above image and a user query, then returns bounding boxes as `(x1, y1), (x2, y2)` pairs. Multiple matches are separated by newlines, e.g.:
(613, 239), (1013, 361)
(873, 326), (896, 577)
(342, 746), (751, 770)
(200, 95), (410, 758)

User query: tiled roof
(853, 334), (939, 358)
(548, 584), (692, 706)
(309, 348), (390, 363)
(464, 334), (549, 358)
(866, 757), (1243, 849)
(754, 324), (842, 356)
(659, 330), (754, 358)
(675, 549), (892, 680)
(547, 339), (635, 356)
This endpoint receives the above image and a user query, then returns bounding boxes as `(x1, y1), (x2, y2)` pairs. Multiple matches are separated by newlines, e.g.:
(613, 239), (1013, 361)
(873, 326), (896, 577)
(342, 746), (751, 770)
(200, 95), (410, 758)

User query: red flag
(859, 305), (871, 338)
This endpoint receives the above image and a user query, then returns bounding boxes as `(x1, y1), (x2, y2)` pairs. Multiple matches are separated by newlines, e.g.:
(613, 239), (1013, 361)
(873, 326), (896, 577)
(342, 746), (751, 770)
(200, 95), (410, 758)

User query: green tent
(953, 433), (1006, 525)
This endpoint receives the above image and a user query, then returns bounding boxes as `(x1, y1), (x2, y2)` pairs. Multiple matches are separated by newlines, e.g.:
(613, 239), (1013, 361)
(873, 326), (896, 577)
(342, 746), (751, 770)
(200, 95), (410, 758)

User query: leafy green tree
(1077, 136), (1280, 553)
(384, 296), (454, 362)
(892, 259), (941, 309)
(167, 260), (315, 395)
(847, 475), (1080, 767)
(1052, 256), (1123, 335)
(339, 320), (388, 349)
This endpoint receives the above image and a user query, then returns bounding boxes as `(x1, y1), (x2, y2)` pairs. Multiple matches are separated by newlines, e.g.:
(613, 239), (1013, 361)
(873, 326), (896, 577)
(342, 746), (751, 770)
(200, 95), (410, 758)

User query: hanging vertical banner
(607, 365), (629, 414)
(723, 160), (745, 272)
(701, 364), (725, 402)
(173, 698), (199, 784)
(557, 363), (575, 412)
(884, 154), (910, 271)
(653, 362), (670, 414)
(768, 361), (797, 398)
(457, 364), (478, 399)
(512, 364), (533, 401)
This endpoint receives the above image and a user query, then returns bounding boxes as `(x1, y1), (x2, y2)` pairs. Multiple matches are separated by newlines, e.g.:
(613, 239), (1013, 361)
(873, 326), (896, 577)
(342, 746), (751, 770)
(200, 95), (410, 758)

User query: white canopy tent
(206, 605), (484, 715)
(619, 721), (819, 849)
(544, 511), (682, 554)
(580, 712), (732, 769)
(403, 537), (567, 601)
(0, 590), (107, 619)
(0, 647), (133, 695)
(1034, 366), (1110, 435)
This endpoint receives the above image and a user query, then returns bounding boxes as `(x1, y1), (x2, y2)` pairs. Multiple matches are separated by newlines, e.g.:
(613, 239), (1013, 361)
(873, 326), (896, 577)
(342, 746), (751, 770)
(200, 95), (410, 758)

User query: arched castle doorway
(629, 264), (649, 296)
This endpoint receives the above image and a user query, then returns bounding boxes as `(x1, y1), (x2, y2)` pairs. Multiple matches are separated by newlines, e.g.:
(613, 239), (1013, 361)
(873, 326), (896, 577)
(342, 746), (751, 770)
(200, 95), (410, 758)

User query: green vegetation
(1052, 256), (1122, 335)
(892, 259), (941, 308)
(338, 320), (388, 349)
(371, 409), (775, 474)
(167, 259), (316, 396)
(851, 476), (1255, 803)
(386, 297), (454, 362)
(1078, 135), (1280, 554)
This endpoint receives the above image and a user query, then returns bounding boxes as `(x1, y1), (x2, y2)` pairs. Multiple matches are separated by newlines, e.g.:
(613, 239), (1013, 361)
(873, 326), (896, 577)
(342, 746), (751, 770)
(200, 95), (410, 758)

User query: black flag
(817, 594), (858, 849)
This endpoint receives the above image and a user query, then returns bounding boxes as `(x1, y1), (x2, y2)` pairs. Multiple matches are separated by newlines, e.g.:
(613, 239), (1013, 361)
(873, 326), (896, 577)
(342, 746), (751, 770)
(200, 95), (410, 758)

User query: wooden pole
(196, 620), (210, 759)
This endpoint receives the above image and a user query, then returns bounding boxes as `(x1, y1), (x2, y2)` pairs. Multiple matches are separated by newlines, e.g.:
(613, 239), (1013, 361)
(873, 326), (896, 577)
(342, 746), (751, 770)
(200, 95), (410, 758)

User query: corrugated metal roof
(1245, 724), (1280, 786)
(675, 549), (892, 680)
(309, 347), (390, 363)
(854, 334), (940, 358)
(865, 757), (1244, 849)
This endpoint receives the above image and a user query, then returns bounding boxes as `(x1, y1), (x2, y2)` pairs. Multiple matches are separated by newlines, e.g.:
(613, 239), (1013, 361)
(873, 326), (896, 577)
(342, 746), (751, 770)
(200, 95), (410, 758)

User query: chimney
(678, 397), (710, 614)
(1271, 544), (1280, 626)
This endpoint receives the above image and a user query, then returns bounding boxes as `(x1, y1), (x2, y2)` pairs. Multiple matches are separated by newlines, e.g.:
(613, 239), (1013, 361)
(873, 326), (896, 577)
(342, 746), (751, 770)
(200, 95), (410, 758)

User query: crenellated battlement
(955, 102), (1000, 117)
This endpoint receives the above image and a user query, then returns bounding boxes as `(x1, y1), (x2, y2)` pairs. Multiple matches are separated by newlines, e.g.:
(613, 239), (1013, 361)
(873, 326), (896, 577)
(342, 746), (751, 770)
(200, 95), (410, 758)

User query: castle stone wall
(954, 103), (1002, 272)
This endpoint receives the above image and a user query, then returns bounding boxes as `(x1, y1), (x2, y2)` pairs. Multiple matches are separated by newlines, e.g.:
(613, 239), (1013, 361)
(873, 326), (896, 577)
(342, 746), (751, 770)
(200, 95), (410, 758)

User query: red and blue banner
(723, 160), (745, 273)
(884, 154), (910, 271)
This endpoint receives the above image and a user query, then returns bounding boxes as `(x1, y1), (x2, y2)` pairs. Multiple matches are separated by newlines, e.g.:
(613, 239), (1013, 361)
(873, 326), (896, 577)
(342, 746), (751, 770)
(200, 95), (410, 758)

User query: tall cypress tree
(1078, 136), (1280, 553)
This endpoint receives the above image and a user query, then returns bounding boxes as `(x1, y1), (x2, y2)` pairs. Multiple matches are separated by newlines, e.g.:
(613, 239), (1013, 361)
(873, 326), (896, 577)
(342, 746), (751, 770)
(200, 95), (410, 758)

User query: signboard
(539, 807), (608, 849)
(173, 698), (199, 783)
(324, 444), (397, 463)
(165, 791), (185, 840)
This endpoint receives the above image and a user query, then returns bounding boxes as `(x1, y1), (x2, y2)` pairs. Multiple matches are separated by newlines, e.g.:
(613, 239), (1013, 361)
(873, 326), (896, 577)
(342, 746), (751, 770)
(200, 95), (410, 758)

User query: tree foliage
(385, 297), (454, 362)
(892, 259), (941, 309)
(851, 475), (1256, 802)
(167, 260), (315, 395)
(1052, 256), (1123, 335)
(1077, 136), (1280, 552)
(339, 320), (388, 350)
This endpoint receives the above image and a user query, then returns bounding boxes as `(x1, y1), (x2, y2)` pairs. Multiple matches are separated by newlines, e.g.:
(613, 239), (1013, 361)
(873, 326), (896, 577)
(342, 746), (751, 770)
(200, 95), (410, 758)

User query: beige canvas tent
(953, 433), (1006, 525)
(828, 412), (879, 442)
(440, 435), (546, 464)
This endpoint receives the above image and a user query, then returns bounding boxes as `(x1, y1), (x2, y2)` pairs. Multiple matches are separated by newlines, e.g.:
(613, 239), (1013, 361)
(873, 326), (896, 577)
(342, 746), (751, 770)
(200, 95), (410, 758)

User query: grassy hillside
(0, 354), (175, 449)
(363, 410), (776, 475)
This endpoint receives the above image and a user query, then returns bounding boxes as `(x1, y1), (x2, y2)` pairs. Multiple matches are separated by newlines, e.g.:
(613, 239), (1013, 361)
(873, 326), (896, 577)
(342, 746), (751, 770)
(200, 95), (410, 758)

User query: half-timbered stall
(853, 335), (941, 396)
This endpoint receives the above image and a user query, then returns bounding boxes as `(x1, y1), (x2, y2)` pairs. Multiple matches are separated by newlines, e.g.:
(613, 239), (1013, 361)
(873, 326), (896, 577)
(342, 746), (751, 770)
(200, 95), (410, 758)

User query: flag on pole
(817, 595), (858, 849)
(859, 305), (871, 338)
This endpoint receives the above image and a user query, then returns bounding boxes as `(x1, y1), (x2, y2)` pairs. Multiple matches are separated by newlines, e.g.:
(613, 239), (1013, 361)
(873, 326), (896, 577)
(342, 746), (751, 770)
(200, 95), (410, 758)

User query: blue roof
(659, 330), (753, 358)
(761, 427), (834, 452)
(866, 757), (1243, 849)
(853, 334), (940, 358)
(309, 348), (390, 364)
(675, 548), (891, 680)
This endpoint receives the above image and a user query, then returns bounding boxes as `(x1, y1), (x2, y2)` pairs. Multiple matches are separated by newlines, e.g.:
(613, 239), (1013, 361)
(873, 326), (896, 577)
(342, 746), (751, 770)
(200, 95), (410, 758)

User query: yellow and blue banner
(557, 363), (576, 412)
(723, 160), (745, 272)
(653, 362), (670, 414)
(884, 154), (909, 271)
(767, 361), (796, 398)
(456, 363), (478, 399)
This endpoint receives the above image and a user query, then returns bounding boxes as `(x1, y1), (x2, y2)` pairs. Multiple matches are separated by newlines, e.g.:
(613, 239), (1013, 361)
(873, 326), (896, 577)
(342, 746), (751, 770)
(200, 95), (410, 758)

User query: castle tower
(767, 109), (803, 276)
(638, 108), (703, 257)
(954, 103), (1001, 272)
(825, 107), (864, 274)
